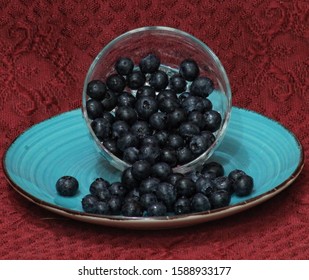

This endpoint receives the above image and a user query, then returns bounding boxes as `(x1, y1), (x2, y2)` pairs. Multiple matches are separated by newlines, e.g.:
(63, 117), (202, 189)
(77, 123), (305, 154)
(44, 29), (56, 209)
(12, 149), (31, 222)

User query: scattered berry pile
(85, 54), (221, 166)
(56, 161), (254, 217)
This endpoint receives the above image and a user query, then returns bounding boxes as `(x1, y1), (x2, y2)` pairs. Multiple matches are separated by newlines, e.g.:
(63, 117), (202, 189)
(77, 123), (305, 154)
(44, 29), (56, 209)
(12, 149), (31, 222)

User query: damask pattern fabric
(0, 0), (308, 259)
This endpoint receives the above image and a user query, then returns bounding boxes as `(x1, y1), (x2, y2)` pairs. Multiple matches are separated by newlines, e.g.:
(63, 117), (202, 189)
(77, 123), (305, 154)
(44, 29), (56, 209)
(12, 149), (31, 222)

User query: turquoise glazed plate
(3, 108), (304, 230)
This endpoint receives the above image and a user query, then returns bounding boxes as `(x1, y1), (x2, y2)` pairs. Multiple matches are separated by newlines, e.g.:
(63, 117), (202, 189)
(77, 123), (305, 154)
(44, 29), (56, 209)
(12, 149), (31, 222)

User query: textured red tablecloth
(0, 0), (308, 260)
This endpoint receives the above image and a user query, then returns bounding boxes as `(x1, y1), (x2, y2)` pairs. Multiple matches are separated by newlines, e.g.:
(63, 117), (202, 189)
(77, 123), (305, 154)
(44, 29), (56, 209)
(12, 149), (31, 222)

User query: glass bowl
(82, 26), (232, 174)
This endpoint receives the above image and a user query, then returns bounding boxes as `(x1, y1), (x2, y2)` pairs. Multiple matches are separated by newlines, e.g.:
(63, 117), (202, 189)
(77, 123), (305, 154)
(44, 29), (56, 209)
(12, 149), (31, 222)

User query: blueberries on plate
(56, 176), (79, 196)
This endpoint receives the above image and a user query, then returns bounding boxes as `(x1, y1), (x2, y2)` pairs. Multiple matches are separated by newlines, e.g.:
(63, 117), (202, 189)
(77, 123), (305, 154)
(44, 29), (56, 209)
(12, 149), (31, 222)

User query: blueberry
(139, 177), (160, 195)
(140, 193), (158, 209)
(209, 190), (231, 209)
(111, 120), (130, 139)
(108, 196), (122, 214)
(96, 188), (112, 202)
(121, 201), (143, 216)
(89, 178), (110, 196)
(187, 111), (206, 129)
(189, 135), (209, 155)
(181, 95), (205, 113)
(96, 201), (111, 215)
(106, 74), (126, 93)
(82, 194), (99, 213)
(160, 148), (177, 167)
(91, 118), (111, 140)
(138, 144), (161, 164)
(135, 96), (158, 120)
(101, 90), (118, 111)
(86, 99), (103, 120)
(176, 147), (194, 164)
(125, 188), (141, 203)
(166, 173), (184, 186)
(158, 97), (180, 113)
(201, 161), (224, 177)
(169, 74), (187, 93)
(117, 92), (136, 107)
(139, 53), (160, 74)
(149, 70), (169, 91)
(201, 98), (213, 112)
(109, 182), (128, 198)
(87, 80), (107, 100)
(179, 59), (200, 81)
(167, 134), (185, 149)
(190, 76), (214, 97)
(178, 122), (200, 138)
(156, 182), (177, 211)
(141, 136), (159, 147)
(115, 57), (134, 75)
(195, 176), (216, 196)
(101, 111), (115, 124)
(199, 170), (217, 180)
(131, 121), (152, 139)
(203, 110), (222, 132)
(156, 89), (177, 103)
(149, 112), (167, 130)
(147, 202), (167, 216)
(174, 197), (191, 215)
(116, 132), (139, 152)
(186, 170), (202, 183)
(115, 106), (137, 124)
(213, 176), (233, 194)
(103, 138), (121, 156)
(151, 162), (172, 180)
(191, 193), (211, 212)
(136, 85), (156, 99)
(121, 167), (139, 190)
(153, 130), (169, 147)
(131, 160), (151, 181)
(56, 176), (79, 196)
(200, 131), (216, 147)
(166, 108), (187, 129)
(127, 70), (146, 89)
(233, 175), (254, 197)
(123, 147), (140, 164)
(228, 169), (246, 182)
(175, 177), (196, 198)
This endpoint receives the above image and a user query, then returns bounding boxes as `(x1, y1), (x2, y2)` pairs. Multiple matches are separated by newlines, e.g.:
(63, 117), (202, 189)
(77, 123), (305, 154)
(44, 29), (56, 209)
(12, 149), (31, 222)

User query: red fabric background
(0, 0), (308, 260)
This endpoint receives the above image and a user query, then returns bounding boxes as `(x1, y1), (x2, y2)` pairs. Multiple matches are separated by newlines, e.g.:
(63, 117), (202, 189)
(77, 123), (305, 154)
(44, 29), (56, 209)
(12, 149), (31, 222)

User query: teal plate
(3, 108), (304, 230)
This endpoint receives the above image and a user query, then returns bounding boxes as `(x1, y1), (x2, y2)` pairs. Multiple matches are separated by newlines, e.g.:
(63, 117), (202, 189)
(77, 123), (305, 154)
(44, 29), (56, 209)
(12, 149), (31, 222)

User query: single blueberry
(91, 118), (111, 140)
(115, 106), (137, 124)
(87, 80), (107, 100)
(175, 177), (196, 198)
(147, 202), (167, 216)
(96, 201), (111, 215)
(209, 190), (231, 209)
(186, 170), (202, 183)
(169, 74), (187, 93)
(201, 161), (224, 177)
(154, 130), (169, 147)
(200, 131), (216, 147)
(178, 122), (200, 138)
(101, 111), (115, 124)
(190, 76), (214, 97)
(166, 173), (184, 186)
(195, 176), (216, 197)
(156, 89), (177, 103)
(117, 92), (136, 107)
(179, 59), (200, 81)
(228, 169), (246, 183)
(187, 111), (206, 130)
(121, 201), (143, 216)
(176, 147), (194, 164)
(82, 194), (99, 213)
(106, 74), (126, 93)
(174, 197), (191, 215)
(166, 108), (187, 129)
(108, 196), (122, 214)
(56, 176), (79, 196)
(213, 176), (233, 194)
(111, 120), (130, 139)
(109, 182), (128, 198)
(149, 70), (169, 91)
(139, 177), (160, 195)
(156, 182), (177, 211)
(151, 162), (172, 180)
(125, 188), (141, 203)
(89, 178), (110, 196)
(191, 193), (211, 212)
(141, 136), (160, 147)
(115, 57), (134, 75)
(159, 97), (180, 113)
(135, 96), (158, 120)
(86, 99), (103, 120)
(181, 95), (205, 113)
(136, 85), (156, 99)
(149, 112), (167, 130)
(160, 148), (178, 167)
(233, 175), (254, 197)
(131, 121), (152, 139)
(103, 138), (121, 156)
(116, 133), (139, 152)
(189, 135), (209, 155)
(101, 90), (118, 111)
(203, 110), (222, 132)
(167, 134), (185, 150)
(140, 193), (158, 209)
(121, 167), (139, 190)
(123, 147), (140, 164)
(131, 160), (152, 181)
(138, 144), (161, 164)
(139, 53), (160, 74)
(127, 70), (146, 89)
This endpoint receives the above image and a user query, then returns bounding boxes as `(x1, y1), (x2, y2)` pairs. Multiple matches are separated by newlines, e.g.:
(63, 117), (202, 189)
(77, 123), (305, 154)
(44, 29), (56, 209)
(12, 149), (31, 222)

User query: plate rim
(2, 107), (305, 229)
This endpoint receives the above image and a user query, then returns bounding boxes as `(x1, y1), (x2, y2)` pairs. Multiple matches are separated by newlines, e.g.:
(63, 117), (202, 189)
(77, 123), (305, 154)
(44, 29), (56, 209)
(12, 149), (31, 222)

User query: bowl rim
(82, 26), (232, 173)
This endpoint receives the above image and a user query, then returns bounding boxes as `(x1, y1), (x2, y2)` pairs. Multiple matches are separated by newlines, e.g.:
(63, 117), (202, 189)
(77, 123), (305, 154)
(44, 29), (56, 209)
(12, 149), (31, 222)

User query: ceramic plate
(3, 107), (304, 230)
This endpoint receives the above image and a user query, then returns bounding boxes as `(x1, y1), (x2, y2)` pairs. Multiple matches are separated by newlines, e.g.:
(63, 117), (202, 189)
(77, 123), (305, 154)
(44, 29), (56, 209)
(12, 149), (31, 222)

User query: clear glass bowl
(82, 26), (232, 173)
